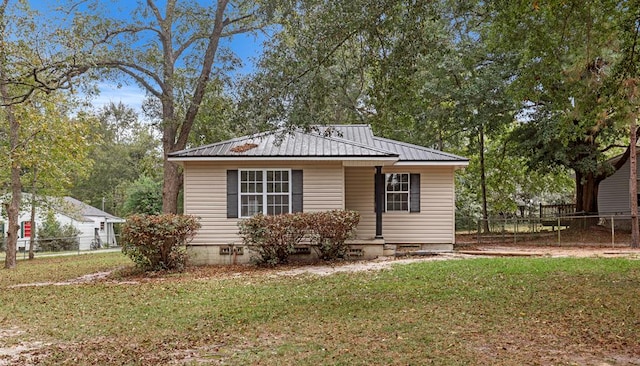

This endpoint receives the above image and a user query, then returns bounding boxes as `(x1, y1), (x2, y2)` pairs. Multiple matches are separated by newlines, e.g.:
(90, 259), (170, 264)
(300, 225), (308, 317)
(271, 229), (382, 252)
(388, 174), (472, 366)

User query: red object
(23, 222), (31, 238)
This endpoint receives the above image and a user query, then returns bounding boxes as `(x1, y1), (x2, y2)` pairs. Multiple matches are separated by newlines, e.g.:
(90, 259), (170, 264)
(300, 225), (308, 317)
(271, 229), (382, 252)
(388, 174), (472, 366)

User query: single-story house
(1, 196), (125, 251)
(168, 124), (469, 265)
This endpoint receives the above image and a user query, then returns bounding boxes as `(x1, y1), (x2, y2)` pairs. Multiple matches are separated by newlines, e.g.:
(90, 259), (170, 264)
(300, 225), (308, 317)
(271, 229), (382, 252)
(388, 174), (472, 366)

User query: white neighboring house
(1, 196), (125, 251)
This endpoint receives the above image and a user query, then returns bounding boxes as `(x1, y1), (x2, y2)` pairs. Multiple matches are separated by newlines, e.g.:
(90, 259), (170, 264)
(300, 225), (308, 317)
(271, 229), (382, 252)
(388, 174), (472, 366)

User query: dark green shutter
(227, 170), (238, 218)
(292, 170), (303, 212)
(410, 173), (420, 213)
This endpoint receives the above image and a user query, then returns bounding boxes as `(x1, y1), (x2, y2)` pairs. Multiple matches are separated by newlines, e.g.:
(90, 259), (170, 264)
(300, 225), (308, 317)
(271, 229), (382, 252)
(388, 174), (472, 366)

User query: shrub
(238, 213), (308, 266)
(122, 176), (163, 215)
(121, 214), (200, 271)
(36, 211), (80, 251)
(238, 210), (360, 265)
(308, 210), (360, 260)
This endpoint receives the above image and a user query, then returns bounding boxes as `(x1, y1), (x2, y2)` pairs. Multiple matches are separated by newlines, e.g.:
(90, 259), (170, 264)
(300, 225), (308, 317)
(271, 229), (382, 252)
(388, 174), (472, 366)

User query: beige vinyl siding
(345, 167), (376, 238)
(183, 161), (344, 245)
(598, 157), (640, 215)
(345, 166), (456, 243)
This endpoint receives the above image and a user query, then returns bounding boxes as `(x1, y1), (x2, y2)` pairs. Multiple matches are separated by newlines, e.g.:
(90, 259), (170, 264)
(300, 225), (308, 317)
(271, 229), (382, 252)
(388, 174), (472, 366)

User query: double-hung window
(239, 169), (290, 217)
(385, 173), (410, 212)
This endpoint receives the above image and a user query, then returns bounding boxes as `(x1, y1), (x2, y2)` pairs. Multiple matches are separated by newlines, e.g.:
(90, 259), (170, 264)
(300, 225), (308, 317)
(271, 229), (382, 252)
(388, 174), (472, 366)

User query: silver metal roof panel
(169, 125), (468, 164)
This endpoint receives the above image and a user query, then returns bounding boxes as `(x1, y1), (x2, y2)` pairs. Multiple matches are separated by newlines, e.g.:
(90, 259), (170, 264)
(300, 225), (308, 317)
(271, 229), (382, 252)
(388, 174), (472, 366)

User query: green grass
(1, 253), (639, 365)
(0, 252), (131, 288)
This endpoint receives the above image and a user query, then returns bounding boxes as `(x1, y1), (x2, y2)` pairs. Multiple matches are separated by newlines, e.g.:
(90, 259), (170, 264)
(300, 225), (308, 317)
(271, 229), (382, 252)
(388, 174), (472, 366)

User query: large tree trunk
(4, 118), (21, 269)
(575, 170), (600, 214)
(28, 168), (37, 260)
(0, 57), (21, 269)
(5, 119), (21, 269)
(162, 159), (182, 214)
(158, 0), (229, 214)
(573, 170), (601, 229)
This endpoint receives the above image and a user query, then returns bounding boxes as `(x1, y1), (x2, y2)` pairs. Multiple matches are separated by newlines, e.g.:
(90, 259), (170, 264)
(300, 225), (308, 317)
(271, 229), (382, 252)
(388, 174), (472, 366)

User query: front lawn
(0, 253), (638, 365)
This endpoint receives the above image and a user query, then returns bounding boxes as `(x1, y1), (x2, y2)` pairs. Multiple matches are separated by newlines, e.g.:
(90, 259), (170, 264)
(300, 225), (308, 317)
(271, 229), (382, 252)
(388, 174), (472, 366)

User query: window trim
(385, 173), (410, 212)
(238, 168), (292, 217)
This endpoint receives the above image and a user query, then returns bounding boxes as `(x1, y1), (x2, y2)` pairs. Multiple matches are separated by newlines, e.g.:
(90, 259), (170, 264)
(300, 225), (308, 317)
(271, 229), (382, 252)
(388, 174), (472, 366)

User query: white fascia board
(168, 156), (399, 163)
(342, 159), (399, 166)
(106, 218), (126, 223)
(392, 161), (470, 167)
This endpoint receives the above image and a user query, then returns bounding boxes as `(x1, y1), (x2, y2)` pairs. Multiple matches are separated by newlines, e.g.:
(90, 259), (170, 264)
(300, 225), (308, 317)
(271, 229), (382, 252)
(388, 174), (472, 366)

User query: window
(385, 173), (409, 211)
(239, 169), (290, 217)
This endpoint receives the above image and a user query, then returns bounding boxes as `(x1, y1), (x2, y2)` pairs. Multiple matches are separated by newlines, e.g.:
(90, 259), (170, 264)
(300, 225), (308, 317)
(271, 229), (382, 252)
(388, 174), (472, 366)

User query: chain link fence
(1, 234), (121, 259)
(457, 214), (638, 247)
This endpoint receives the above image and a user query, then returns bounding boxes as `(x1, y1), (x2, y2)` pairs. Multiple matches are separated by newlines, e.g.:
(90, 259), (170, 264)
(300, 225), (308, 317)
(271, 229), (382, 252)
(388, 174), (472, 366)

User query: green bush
(122, 176), (163, 215)
(238, 210), (360, 265)
(121, 214), (200, 271)
(238, 213), (308, 266)
(308, 210), (360, 260)
(36, 211), (80, 251)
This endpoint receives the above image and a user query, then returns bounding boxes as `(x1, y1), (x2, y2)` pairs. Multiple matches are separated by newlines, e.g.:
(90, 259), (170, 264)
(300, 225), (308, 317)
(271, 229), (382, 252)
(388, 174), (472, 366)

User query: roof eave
(168, 155), (399, 162)
(393, 160), (470, 167)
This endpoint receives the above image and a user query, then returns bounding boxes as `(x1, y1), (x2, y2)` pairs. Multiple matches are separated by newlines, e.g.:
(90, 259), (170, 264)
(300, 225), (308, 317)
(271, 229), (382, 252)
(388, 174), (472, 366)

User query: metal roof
(317, 125), (468, 162)
(169, 129), (398, 159)
(370, 136), (468, 162)
(317, 125), (376, 146)
(169, 125), (468, 164)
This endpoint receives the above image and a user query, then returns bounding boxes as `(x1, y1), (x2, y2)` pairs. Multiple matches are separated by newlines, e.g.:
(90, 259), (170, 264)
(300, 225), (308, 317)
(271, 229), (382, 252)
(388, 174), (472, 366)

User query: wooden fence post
(611, 216), (615, 248)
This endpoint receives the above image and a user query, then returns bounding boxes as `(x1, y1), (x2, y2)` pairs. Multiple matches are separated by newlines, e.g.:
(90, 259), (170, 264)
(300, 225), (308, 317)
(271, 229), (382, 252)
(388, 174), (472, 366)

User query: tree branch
(175, 0), (230, 150)
(173, 33), (208, 60)
(604, 127), (640, 177)
(96, 60), (164, 95)
(223, 13), (254, 27)
(146, 0), (165, 23)
(600, 144), (629, 153)
(221, 24), (265, 37)
(113, 65), (162, 98)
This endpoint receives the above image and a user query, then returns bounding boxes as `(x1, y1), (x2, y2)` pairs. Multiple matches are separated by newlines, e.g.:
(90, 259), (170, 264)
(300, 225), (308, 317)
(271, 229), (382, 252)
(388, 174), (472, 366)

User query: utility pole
(628, 78), (639, 249)
(631, 116), (639, 248)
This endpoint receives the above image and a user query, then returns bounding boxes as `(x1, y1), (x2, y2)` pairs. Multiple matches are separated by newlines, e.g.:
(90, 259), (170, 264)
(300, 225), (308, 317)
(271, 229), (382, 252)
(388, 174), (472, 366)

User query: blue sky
(91, 31), (266, 112)
(28, 0), (267, 112)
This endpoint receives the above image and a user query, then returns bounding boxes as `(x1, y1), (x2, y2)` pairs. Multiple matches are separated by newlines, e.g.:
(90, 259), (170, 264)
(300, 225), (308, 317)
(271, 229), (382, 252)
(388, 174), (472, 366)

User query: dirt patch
(0, 328), (50, 366)
(460, 244), (640, 259)
(274, 253), (469, 277)
(8, 270), (115, 289)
